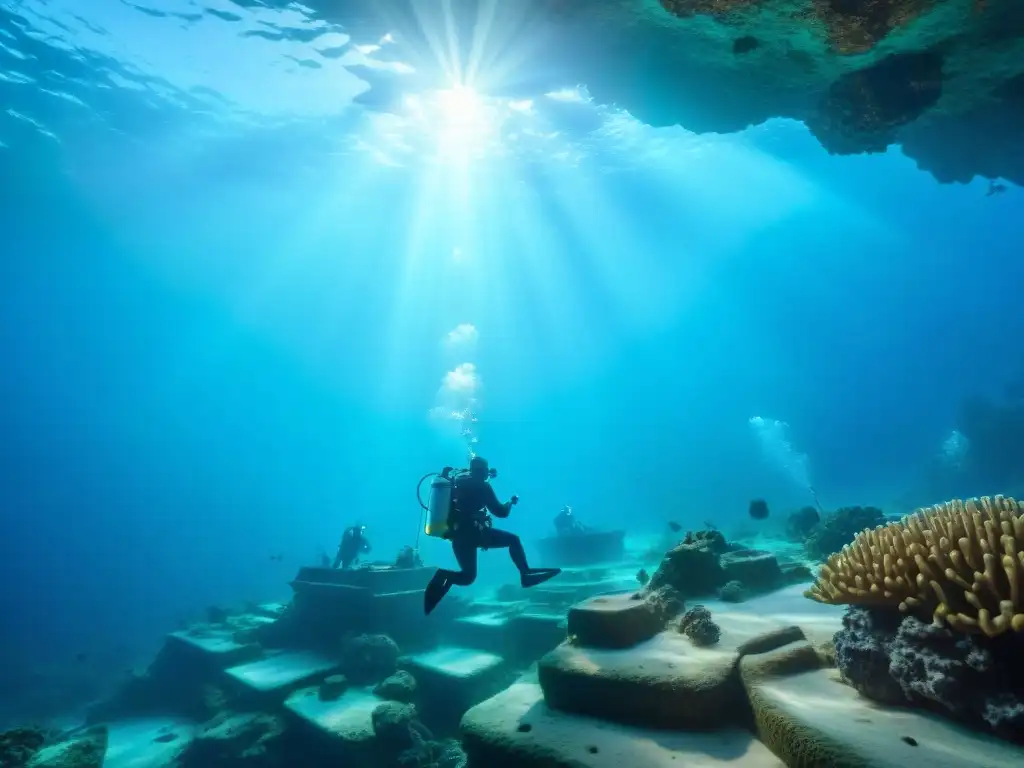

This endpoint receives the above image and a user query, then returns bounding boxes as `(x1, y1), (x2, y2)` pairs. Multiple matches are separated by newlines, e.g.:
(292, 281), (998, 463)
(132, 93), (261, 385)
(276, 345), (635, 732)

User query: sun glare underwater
(2, 0), (1024, 765)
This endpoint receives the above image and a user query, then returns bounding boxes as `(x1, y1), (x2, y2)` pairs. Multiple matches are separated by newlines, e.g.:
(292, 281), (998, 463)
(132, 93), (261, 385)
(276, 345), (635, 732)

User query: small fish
(75, 652), (88, 664)
(636, 568), (650, 586)
(269, 553), (284, 562)
(702, 520), (717, 530)
(986, 181), (1007, 197)
(748, 499), (770, 520)
(667, 521), (682, 533)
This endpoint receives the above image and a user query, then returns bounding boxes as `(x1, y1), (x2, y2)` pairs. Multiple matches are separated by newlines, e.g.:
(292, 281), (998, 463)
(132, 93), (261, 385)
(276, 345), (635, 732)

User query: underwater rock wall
(310, 0), (1024, 184)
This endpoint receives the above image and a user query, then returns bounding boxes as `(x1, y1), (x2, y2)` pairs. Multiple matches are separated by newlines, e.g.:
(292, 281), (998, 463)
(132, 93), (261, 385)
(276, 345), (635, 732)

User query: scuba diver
(424, 456), (561, 615)
(333, 523), (371, 569)
(554, 505), (587, 536)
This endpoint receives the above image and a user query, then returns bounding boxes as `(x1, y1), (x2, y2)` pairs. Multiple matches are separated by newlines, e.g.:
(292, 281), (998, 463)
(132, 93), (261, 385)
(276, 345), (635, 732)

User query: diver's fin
(520, 568), (562, 588)
(424, 572), (452, 615)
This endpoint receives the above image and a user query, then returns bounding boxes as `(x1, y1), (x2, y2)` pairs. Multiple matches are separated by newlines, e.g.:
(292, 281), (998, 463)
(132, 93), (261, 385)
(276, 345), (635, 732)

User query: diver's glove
(510, 495), (519, 505)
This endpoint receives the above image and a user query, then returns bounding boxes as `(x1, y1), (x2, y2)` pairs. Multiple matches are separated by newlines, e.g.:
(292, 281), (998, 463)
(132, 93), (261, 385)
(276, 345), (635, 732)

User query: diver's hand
(510, 495), (519, 505)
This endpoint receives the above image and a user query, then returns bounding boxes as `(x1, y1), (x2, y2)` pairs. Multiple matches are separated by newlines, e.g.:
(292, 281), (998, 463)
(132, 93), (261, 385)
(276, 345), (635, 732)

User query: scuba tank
(416, 466), (459, 540)
(425, 473), (454, 538)
(415, 464), (498, 540)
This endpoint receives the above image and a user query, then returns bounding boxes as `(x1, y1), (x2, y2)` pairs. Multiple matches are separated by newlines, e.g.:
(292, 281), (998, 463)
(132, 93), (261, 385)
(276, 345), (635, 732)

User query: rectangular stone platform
(165, 629), (263, 669)
(529, 578), (634, 608)
(224, 650), (340, 700)
(704, 583), (844, 647)
(285, 686), (381, 738)
(283, 685), (385, 766)
(461, 678), (785, 767)
(401, 646), (510, 734)
(447, 612), (513, 656)
(102, 716), (198, 767)
(292, 566), (434, 595)
(254, 602), (288, 618)
(536, 530), (626, 567)
(369, 588), (442, 650)
(507, 612), (567, 662)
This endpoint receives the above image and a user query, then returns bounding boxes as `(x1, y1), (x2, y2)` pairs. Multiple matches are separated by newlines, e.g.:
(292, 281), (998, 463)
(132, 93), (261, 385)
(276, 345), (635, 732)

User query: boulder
(373, 670), (417, 703)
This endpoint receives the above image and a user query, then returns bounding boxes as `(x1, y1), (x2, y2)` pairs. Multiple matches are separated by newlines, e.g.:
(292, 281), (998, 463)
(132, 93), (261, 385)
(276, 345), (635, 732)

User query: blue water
(1, 0), (1022, 727)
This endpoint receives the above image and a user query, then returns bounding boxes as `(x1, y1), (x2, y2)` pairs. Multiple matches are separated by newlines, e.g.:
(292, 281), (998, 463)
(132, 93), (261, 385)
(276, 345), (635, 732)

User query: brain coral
(805, 496), (1024, 636)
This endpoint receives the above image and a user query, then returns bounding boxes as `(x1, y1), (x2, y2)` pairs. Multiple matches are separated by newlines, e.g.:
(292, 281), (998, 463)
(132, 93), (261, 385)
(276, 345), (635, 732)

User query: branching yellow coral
(805, 496), (1024, 636)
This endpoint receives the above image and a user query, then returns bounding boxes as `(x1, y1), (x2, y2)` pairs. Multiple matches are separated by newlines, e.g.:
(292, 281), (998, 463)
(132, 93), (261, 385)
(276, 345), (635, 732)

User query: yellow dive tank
(425, 474), (453, 538)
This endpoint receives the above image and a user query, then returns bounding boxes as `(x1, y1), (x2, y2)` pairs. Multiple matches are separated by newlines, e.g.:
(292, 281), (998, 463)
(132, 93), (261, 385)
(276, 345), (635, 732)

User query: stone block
(447, 612), (512, 656)
(538, 631), (744, 730)
(401, 646), (509, 733)
(224, 651), (340, 701)
(461, 677), (784, 768)
(566, 593), (662, 649)
(166, 629), (263, 670)
(507, 612), (566, 662)
(284, 686), (384, 766)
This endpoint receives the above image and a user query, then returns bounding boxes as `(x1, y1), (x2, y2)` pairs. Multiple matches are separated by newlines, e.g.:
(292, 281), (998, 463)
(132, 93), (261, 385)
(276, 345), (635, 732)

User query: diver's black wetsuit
(444, 473), (527, 586)
(423, 460), (560, 614)
(334, 525), (370, 569)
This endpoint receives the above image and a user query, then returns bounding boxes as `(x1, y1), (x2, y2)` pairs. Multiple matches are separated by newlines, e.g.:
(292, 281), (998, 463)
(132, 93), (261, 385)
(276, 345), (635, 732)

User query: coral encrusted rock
(835, 605), (1024, 743)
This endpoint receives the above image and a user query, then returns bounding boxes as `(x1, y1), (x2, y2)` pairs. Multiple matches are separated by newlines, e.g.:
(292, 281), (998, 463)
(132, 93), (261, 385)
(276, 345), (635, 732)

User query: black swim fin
(520, 568), (561, 588)
(424, 572), (452, 615)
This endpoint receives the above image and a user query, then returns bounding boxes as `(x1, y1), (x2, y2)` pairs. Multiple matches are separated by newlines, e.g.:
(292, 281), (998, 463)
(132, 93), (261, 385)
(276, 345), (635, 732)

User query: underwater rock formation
(311, 0), (1024, 184)
(717, 579), (748, 602)
(341, 634), (401, 684)
(807, 496), (1024, 635)
(645, 530), (726, 596)
(644, 527), (796, 604)
(374, 671), (418, 703)
(804, 504), (885, 562)
(0, 727), (45, 767)
(785, 505), (821, 542)
(25, 727), (107, 768)
(720, 548), (783, 590)
(172, 713), (285, 768)
(835, 606), (1024, 743)
(677, 605), (721, 646)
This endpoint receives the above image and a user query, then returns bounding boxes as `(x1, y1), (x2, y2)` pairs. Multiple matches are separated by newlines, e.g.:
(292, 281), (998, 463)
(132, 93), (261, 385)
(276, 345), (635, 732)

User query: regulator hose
(414, 472), (439, 550)
(416, 472), (436, 511)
